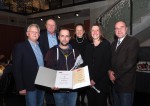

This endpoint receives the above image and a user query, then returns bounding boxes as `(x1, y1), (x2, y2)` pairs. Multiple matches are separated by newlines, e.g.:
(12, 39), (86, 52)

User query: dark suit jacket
(12, 40), (39, 91)
(38, 31), (59, 58)
(111, 35), (139, 93)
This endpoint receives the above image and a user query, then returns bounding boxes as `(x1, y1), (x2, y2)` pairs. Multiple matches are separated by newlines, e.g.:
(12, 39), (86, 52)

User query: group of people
(12, 19), (139, 106)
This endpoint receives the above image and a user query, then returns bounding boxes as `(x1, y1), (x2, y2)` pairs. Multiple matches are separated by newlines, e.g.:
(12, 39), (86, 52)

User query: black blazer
(111, 35), (139, 93)
(12, 40), (39, 91)
(38, 31), (59, 57)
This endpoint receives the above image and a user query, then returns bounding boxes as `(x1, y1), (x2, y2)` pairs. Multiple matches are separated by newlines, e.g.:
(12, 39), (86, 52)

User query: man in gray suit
(108, 21), (139, 106)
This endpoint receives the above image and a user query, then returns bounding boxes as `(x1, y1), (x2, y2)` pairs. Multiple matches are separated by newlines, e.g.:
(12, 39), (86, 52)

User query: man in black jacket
(39, 19), (59, 57)
(38, 19), (58, 106)
(13, 24), (45, 106)
(108, 21), (139, 106)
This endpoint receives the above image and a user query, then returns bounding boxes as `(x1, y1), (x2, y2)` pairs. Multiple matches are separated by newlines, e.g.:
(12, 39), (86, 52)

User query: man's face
(75, 25), (85, 38)
(58, 30), (71, 46)
(26, 26), (40, 42)
(46, 19), (56, 34)
(91, 26), (101, 40)
(115, 21), (128, 38)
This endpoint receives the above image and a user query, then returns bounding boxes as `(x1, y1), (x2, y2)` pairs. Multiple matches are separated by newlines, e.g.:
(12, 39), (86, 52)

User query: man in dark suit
(38, 19), (58, 106)
(108, 21), (139, 106)
(39, 19), (59, 58)
(13, 24), (45, 106)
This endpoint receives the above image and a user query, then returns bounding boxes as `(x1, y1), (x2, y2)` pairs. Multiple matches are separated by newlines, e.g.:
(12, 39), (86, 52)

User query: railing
(97, 0), (150, 41)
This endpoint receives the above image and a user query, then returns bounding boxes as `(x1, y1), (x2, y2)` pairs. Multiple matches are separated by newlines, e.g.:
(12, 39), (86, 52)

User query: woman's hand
(52, 87), (59, 90)
(19, 89), (26, 95)
(90, 80), (96, 86)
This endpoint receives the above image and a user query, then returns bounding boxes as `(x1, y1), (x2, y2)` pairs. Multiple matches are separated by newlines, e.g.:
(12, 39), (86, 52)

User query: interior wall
(140, 39), (150, 47)
(84, 19), (90, 32)
(0, 24), (25, 62)
(59, 23), (75, 37)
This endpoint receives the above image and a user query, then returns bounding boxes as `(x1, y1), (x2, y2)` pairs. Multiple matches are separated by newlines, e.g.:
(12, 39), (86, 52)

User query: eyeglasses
(28, 31), (39, 34)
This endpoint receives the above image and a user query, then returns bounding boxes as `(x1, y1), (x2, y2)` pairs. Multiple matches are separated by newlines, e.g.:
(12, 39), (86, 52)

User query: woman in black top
(70, 24), (89, 62)
(70, 24), (89, 106)
(85, 24), (111, 106)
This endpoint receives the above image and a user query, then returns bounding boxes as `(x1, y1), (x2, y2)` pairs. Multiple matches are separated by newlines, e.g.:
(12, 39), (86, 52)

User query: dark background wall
(0, 24), (25, 62)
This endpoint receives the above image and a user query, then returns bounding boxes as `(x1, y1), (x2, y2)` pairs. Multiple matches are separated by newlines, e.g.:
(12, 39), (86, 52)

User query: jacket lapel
(115, 35), (129, 52)
(44, 31), (49, 49)
(25, 40), (38, 66)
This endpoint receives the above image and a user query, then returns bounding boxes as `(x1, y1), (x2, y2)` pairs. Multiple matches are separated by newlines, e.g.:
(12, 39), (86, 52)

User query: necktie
(116, 40), (121, 50)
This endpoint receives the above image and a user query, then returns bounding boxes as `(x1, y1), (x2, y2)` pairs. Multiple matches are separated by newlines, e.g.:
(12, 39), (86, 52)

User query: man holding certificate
(45, 28), (83, 106)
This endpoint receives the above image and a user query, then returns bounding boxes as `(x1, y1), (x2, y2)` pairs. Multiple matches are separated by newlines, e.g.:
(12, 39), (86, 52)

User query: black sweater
(70, 37), (89, 62)
(84, 39), (111, 93)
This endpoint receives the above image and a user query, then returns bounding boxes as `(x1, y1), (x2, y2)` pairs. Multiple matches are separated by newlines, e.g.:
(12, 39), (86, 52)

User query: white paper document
(35, 66), (90, 89)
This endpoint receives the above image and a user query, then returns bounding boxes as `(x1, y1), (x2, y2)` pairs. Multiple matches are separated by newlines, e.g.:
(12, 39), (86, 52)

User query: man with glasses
(13, 24), (45, 106)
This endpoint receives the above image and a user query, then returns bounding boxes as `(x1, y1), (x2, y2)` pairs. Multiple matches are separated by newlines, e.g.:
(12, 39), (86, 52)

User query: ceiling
(27, 9), (90, 21)
(0, 0), (105, 26)
(0, 0), (90, 15)
(0, 0), (103, 15)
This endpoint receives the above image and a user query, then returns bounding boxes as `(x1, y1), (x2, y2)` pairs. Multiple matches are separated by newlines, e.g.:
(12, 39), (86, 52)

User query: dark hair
(75, 23), (85, 30)
(59, 28), (70, 36)
(115, 20), (127, 27)
(89, 23), (104, 41)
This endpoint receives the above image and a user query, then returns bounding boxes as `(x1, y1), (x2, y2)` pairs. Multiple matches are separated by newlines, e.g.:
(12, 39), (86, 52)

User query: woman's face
(91, 26), (101, 40)
(75, 25), (85, 38)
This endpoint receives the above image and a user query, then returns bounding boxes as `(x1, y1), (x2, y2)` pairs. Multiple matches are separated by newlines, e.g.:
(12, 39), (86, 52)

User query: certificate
(35, 66), (90, 89)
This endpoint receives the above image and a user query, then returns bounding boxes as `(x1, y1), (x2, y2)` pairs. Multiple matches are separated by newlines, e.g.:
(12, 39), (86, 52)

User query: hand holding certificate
(35, 66), (90, 89)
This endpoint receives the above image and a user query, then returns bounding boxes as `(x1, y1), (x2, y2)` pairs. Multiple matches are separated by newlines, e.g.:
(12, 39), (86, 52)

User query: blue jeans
(25, 89), (45, 106)
(53, 92), (77, 106)
(112, 88), (134, 106)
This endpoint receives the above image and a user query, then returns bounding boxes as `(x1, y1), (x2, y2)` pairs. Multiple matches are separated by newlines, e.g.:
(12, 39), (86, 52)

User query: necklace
(59, 48), (72, 58)
(76, 36), (84, 43)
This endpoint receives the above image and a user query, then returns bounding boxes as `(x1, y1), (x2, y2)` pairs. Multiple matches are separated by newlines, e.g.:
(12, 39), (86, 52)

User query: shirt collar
(118, 34), (127, 43)
(47, 31), (56, 37)
(28, 39), (39, 47)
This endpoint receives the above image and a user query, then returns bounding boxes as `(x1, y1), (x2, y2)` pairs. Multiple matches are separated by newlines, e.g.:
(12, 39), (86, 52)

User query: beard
(60, 42), (69, 46)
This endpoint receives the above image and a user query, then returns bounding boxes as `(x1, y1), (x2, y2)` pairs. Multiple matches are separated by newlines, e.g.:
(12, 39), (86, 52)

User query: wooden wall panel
(0, 24), (25, 62)
(84, 19), (90, 33)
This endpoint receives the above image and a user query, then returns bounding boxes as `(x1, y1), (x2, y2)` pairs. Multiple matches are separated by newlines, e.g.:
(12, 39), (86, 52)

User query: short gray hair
(27, 24), (40, 32)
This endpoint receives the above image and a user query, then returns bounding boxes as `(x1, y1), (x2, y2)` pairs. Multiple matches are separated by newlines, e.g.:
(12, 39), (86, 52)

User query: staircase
(97, 0), (150, 44)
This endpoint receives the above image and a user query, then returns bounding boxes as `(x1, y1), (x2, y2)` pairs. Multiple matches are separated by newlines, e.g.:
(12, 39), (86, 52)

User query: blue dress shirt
(47, 32), (58, 48)
(28, 39), (44, 67)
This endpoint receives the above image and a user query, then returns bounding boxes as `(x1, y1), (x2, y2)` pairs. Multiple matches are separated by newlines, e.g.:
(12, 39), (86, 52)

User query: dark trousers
(112, 88), (134, 106)
(87, 88), (108, 106)
(76, 87), (87, 106)
(45, 92), (55, 106)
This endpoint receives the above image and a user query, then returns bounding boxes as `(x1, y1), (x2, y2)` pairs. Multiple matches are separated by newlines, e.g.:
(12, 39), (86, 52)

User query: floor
(0, 93), (25, 106)
(0, 92), (150, 106)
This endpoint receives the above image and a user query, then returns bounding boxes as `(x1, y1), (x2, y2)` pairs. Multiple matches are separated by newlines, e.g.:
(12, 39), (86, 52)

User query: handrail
(129, 0), (133, 35)
(97, 0), (150, 41)
(96, 0), (122, 24)
(96, 0), (133, 41)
